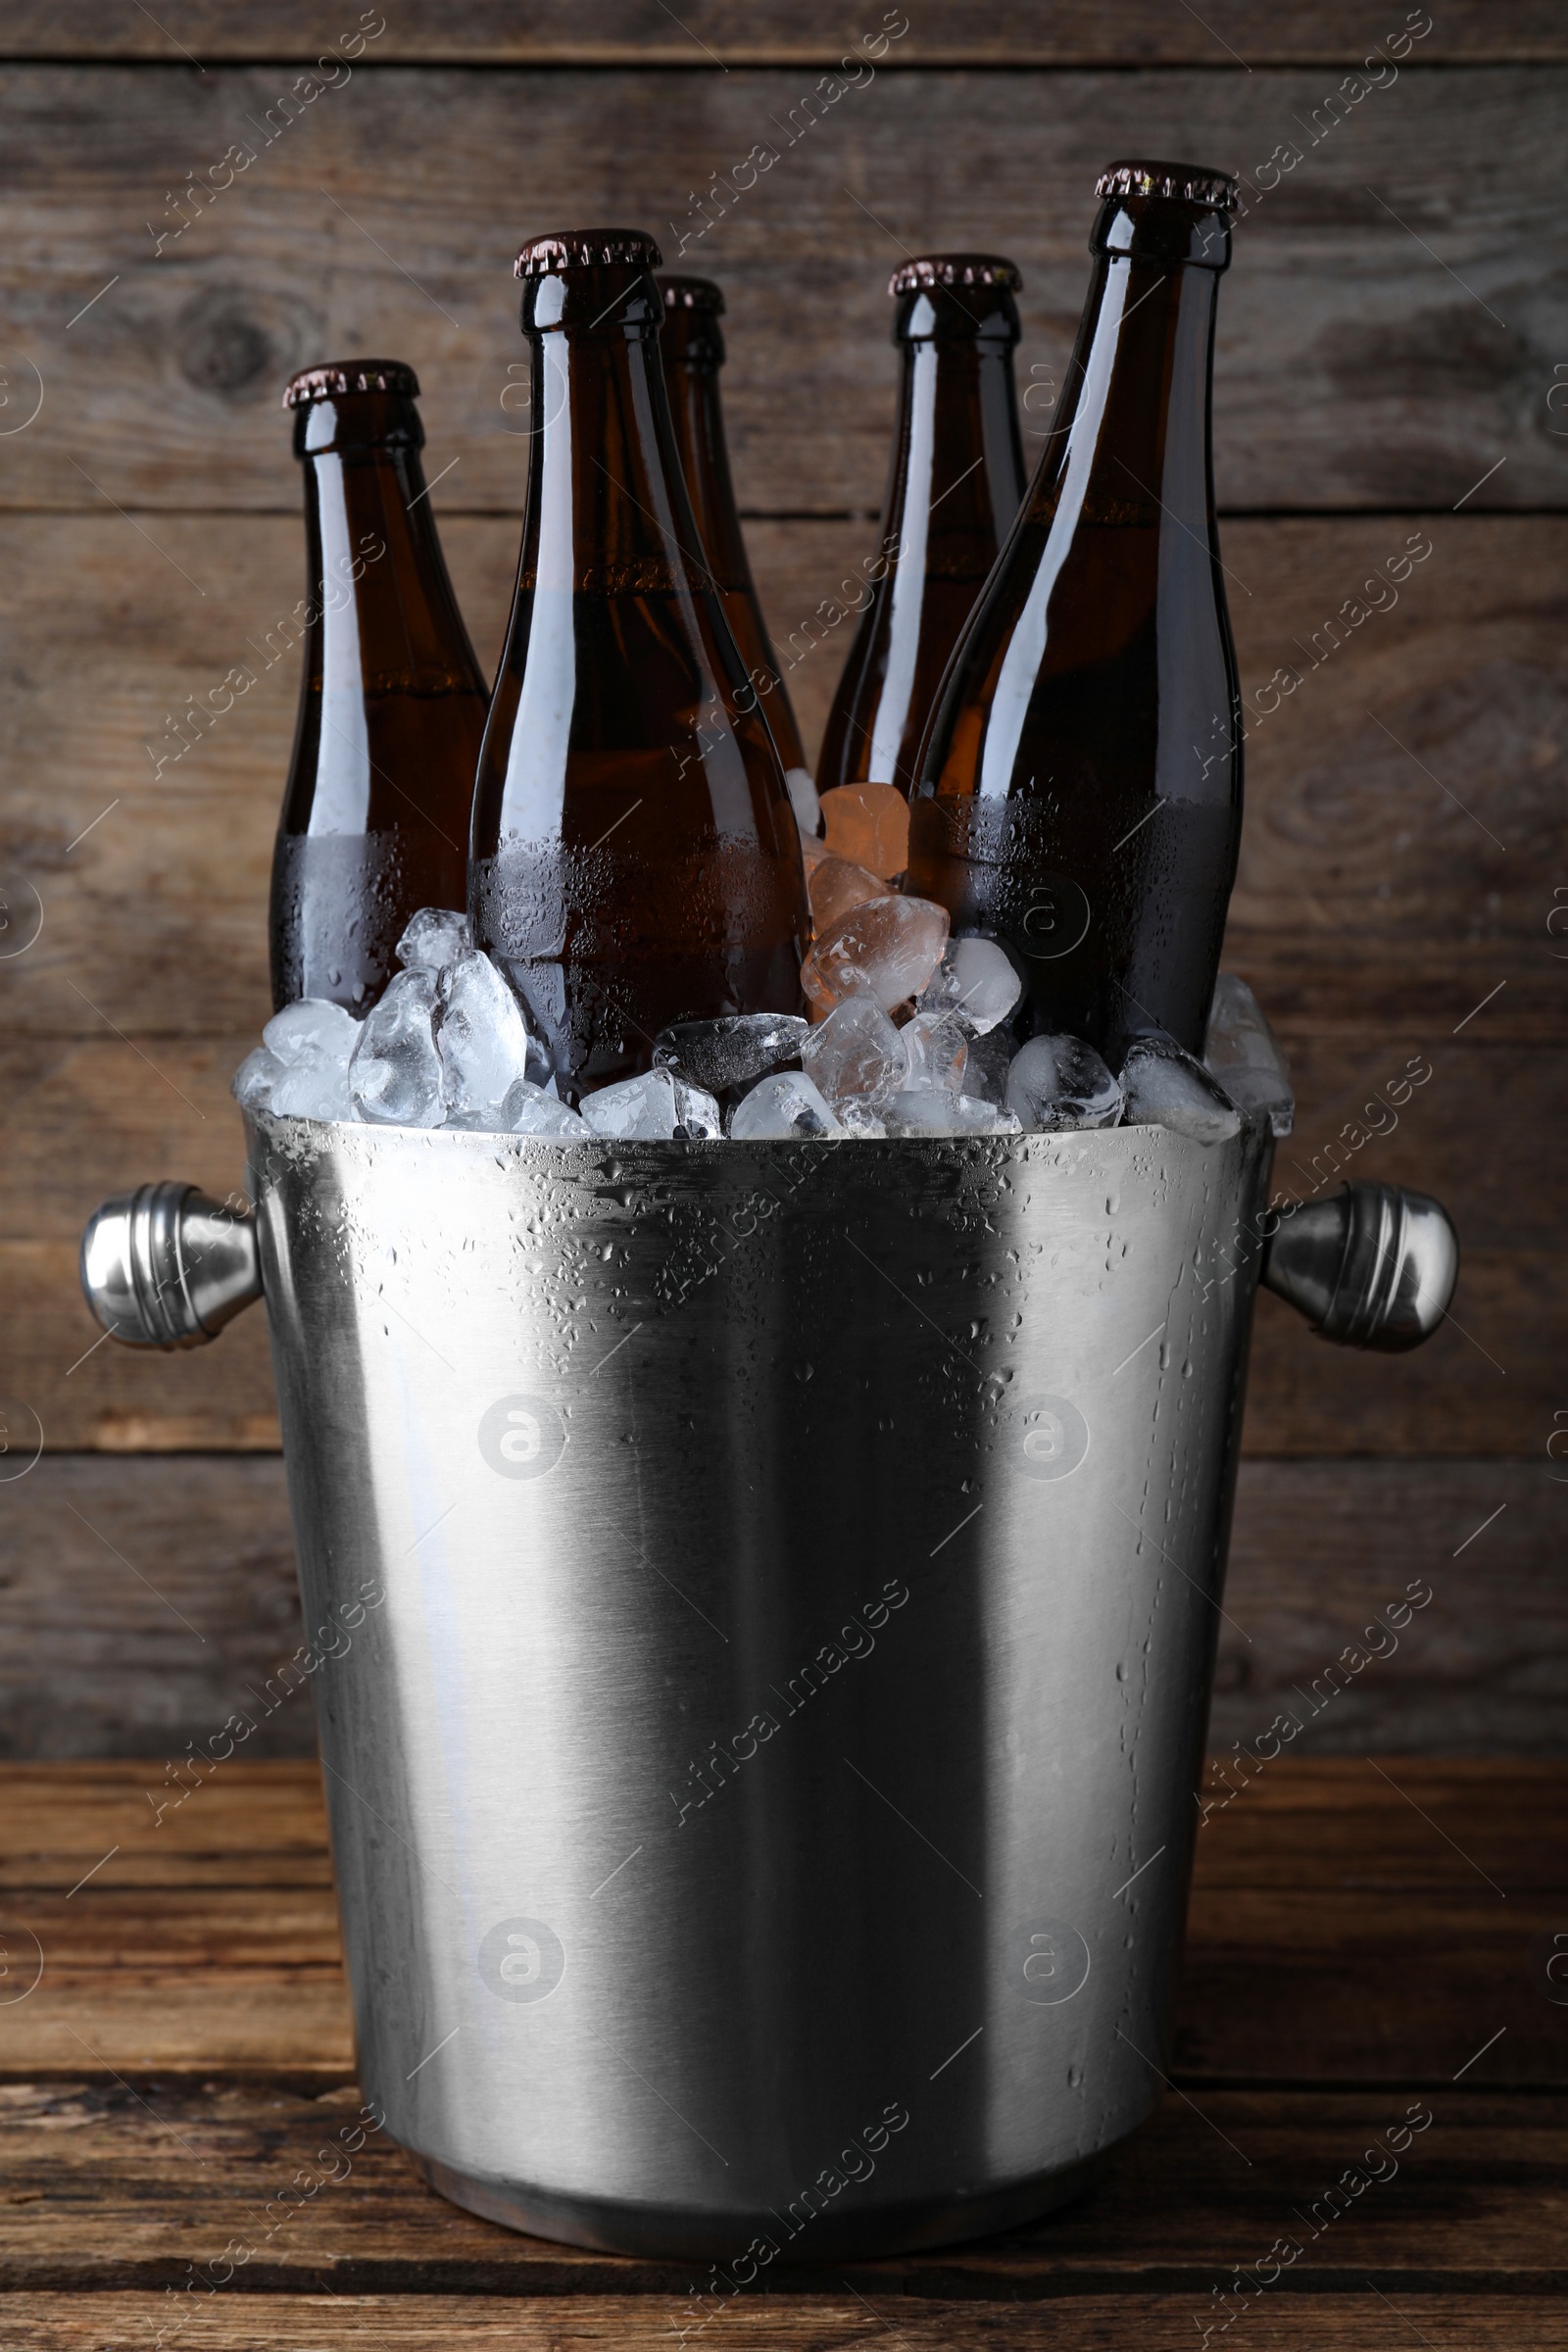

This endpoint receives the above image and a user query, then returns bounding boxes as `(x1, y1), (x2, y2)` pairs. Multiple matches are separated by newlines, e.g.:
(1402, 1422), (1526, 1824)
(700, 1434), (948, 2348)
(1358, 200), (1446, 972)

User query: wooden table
(0, 1759), (1562, 2348)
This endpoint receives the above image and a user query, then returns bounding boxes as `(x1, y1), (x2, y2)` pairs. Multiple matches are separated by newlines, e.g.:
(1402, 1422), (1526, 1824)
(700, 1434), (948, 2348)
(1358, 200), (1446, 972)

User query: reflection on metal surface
(74, 1112), (1460, 2257)
(244, 1113), (1272, 2254)
(1261, 1180), (1459, 1350)
(78, 1183), (261, 1348)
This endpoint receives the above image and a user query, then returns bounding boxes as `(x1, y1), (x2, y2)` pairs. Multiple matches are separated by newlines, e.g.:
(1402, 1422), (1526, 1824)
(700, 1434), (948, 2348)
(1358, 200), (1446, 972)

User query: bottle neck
(518, 318), (705, 595)
(884, 330), (1024, 568)
(297, 405), (482, 698)
(1028, 251), (1219, 543)
(662, 351), (751, 592)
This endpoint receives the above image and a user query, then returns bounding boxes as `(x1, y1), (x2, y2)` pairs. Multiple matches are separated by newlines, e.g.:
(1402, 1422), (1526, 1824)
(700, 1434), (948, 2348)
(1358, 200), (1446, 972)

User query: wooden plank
(0, 1760), (348, 2076)
(5, 5), (1566, 67)
(1211, 1459), (1564, 1752)
(1181, 1757), (1568, 2088)
(1244, 1250), (1557, 1458)
(8, 1244), (281, 1451)
(0, 1763), (1559, 2084)
(5, 1457), (1563, 1756)
(2, 514), (1560, 1043)
(0, 1457), (313, 1758)
(1, 2294), (1565, 2351)
(0, 1757), (330, 1871)
(0, 2082), (1560, 2298)
(1, 68), (1565, 513)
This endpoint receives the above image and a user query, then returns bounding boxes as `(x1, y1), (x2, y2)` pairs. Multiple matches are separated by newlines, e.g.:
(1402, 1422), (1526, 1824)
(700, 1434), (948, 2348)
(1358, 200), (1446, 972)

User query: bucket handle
(1260, 1180), (1458, 1351)
(78, 1182), (262, 1350)
(77, 1172), (1458, 1354)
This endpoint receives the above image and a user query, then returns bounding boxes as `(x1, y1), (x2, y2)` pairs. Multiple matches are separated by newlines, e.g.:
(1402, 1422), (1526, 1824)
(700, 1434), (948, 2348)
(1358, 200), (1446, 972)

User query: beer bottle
(270, 361), (489, 1012)
(470, 231), (806, 1100)
(658, 272), (816, 827)
(907, 166), (1242, 1063)
(816, 255), (1026, 803)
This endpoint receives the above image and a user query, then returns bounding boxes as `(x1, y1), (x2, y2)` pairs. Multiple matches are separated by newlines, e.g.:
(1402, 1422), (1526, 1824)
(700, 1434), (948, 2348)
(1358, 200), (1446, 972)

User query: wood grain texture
(4, 1458), (1563, 1757)
(1, 2293), (1565, 2350)
(0, 2079), (1561, 2297)
(0, 1760), (347, 2076)
(1181, 1759), (1568, 2088)
(0, 1457), (311, 1758)
(6, 4), (1567, 67)
(2, 66), (1565, 512)
(1210, 1459), (1566, 1753)
(0, 1762), (1559, 2085)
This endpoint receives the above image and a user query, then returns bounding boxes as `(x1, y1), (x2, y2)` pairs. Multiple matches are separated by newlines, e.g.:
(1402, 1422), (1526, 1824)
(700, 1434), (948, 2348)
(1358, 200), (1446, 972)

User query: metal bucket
(81, 1110), (1455, 2259)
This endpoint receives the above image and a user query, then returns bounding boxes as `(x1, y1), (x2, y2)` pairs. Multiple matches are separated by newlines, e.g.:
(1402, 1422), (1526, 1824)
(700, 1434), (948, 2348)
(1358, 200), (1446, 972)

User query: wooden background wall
(1, 4), (1563, 1759)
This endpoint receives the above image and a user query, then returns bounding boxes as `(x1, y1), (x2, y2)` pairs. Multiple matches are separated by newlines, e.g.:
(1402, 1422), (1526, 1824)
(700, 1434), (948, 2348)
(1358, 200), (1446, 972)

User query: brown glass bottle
(470, 231), (806, 1100)
(816, 255), (1026, 803)
(270, 360), (489, 1012)
(657, 273), (814, 817)
(907, 166), (1243, 1065)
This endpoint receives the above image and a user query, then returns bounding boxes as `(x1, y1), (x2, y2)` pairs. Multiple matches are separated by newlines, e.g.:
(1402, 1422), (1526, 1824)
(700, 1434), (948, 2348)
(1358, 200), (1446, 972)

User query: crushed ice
(235, 878), (1289, 1146)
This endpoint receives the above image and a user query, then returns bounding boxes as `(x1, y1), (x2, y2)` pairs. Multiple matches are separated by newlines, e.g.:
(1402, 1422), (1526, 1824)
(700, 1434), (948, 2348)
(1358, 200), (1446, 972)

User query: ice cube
(444, 1078), (589, 1137)
(270, 1053), (357, 1121)
(581, 1067), (723, 1141)
(808, 855), (885, 935)
(396, 906), (470, 974)
(1005, 1035), (1123, 1133)
(728, 1072), (842, 1140)
(836, 1100), (888, 1138)
(819, 782), (910, 878)
(232, 1046), (285, 1112)
(884, 1090), (1021, 1137)
(1120, 1038), (1241, 1144)
(800, 998), (906, 1108)
(652, 1012), (808, 1093)
(899, 1009), (968, 1096)
(1203, 973), (1294, 1137)
(784, 766), (822, 834)
(918, 938), (1022, 1037)
(437, 949), (531, 1122)
(670, 1078), (723, 1139)
(256, 997), (362, 1122)
(961, 1025), (1015, 1106)
(262, 998), (361, 1066)
(500, 1079), (589, 1137)
(349, 969), (444, 1127)
(801, 894), (950, 1013)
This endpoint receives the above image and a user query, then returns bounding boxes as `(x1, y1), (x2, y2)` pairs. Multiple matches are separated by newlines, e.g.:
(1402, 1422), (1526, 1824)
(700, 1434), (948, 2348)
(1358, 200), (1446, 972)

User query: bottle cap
(514, 229), (663, 278)
(284, 360), (419, 409)
(1095, 160), (1238, 213)
(889, 254), (1022, 296)
(659, 275), (726, 315)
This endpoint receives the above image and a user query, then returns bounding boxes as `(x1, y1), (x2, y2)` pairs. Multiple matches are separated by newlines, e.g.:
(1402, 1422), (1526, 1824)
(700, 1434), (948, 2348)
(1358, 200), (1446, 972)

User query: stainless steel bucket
(80, 1112), (1456, 2259)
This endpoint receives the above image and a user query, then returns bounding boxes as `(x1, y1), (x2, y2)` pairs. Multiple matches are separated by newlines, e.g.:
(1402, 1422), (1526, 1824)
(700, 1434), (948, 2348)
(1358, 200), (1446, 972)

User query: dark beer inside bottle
(658, 273), (808, 780)
(271, 364), (488, 1011)
(471, 239), (805, 1098)
(818, 257), (1025, 801)
(908, 172), (1241, 1062)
